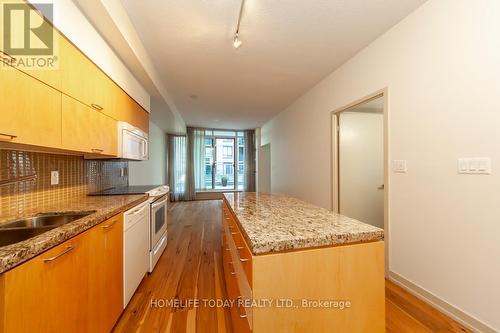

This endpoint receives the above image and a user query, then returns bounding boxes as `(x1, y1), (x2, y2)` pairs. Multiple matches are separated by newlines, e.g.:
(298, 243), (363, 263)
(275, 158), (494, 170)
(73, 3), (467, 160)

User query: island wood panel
(87, 214), (123, 333)
(0, 66), (61, 148)
(251, 241), (385, 333)
(0, 230), (90, 333)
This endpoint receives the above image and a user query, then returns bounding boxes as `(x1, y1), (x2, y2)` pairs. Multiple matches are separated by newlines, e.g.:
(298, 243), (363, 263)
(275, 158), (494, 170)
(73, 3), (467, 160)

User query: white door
(338, 110), (384, 229)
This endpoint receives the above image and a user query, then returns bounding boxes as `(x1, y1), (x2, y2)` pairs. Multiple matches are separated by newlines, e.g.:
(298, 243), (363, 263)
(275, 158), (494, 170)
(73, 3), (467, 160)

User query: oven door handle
(151, 197), (168, 209)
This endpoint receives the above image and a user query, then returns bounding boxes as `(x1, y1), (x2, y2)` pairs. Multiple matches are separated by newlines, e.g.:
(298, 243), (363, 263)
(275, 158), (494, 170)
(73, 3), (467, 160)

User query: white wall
(129, 121), (167, 185)
(30, 0), (151, 111)
(261, 0), (500, 330)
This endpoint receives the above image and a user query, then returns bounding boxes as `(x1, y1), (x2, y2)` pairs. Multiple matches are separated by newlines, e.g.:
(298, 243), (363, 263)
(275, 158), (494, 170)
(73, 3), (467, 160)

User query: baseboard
(388, 272), (497, 333)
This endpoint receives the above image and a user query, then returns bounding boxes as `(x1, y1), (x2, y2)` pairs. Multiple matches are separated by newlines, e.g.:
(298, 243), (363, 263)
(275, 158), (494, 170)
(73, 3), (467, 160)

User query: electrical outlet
(51, 171), (59, 185)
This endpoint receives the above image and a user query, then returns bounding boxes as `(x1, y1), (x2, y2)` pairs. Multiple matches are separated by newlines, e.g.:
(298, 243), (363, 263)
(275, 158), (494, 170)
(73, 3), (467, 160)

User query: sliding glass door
(214, 138), (235, 189)
(202, 132), (245, 191)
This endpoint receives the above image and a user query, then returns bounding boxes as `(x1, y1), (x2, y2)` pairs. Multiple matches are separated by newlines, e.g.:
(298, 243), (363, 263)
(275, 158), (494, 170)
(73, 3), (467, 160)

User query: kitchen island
(222, 192), (385, 333)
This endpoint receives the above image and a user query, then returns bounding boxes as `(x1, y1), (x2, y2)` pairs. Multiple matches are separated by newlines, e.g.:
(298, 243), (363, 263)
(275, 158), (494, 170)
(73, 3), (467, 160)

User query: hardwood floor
(114, 200), (473, 333)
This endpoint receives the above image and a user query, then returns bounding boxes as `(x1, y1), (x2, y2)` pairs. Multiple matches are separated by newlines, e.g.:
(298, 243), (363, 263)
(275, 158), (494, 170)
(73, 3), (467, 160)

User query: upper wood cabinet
(88, 214), (123, 333)
(0, 2), (149, 154)
(113, 85), (150, 133)
(59, 37), (112, 114)
(0, 229), (90, 333)
(0, 66), (61, 148)
(0, 0), (61, 89)
(59, 35), (149, 133)
(61, 95), (117, 157)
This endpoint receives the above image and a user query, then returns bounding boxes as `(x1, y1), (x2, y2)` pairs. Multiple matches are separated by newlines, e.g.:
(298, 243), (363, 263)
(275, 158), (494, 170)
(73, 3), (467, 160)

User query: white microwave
(118, 122), (149, 161)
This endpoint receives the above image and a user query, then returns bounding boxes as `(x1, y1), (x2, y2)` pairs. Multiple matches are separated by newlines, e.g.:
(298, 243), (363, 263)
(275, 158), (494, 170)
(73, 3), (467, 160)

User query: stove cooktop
(88, 185), (166, 196)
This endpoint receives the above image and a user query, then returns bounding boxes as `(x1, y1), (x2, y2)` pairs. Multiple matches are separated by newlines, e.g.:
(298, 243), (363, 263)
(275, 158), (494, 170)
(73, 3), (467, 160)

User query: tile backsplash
(0, 150), (128, 217)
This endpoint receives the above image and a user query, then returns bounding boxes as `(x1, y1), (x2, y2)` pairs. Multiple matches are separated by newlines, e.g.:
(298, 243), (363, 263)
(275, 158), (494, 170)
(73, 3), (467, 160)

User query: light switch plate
(458, 158), (491, 174)
(392, 160), (407, 173)
(51, 171), (59, 185)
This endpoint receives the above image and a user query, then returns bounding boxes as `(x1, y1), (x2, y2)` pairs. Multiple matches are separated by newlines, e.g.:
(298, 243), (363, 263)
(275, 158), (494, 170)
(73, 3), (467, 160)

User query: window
(224, 163), (233, 175)
(199, 129), (246, 191)
(223, 146), (233, 158)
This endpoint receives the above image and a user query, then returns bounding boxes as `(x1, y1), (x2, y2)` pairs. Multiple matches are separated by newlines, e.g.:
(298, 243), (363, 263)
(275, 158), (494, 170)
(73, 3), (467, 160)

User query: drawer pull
(239, 257), (250, 263)
(0, 133), (17, 140)
(229, 262), (236, 275)
(91, 104), (103, 111)
(102, 219), (118, 229)
(237, 297), (248, 318)
(43, 245), (74, 262)
(91, 148), (104, 153)
(231, 232), (238, 235)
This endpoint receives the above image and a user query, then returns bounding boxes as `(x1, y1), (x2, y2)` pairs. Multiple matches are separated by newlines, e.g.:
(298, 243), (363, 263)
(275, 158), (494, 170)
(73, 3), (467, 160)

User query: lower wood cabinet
(61, 94), (118, 157)
(0, 214), (124, 333)
(0, 228), (90, 332)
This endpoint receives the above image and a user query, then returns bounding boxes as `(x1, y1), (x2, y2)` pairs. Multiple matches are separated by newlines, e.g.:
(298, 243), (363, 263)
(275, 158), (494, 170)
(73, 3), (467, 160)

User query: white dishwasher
(123, 200), (150, 308)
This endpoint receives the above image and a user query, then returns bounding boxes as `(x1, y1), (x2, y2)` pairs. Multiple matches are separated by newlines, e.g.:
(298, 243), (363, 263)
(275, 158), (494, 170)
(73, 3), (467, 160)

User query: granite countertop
(0, 194), (148, 274)
(223, 192), (384, 255)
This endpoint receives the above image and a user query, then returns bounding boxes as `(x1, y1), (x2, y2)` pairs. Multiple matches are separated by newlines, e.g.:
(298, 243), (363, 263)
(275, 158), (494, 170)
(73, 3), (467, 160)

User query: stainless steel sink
(0, 212), (95, 247)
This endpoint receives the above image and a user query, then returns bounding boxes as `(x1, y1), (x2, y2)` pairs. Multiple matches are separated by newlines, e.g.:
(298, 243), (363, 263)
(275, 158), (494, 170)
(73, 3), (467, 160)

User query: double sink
(0, 212), (95, 247)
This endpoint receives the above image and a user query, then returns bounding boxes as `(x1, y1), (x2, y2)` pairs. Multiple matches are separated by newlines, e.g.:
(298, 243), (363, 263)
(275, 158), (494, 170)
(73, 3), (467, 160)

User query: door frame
(330, 88), (390, 276)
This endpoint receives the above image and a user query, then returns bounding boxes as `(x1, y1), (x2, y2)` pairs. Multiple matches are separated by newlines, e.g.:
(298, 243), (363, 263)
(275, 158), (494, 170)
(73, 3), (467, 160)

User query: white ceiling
(120, 0), (426, 130)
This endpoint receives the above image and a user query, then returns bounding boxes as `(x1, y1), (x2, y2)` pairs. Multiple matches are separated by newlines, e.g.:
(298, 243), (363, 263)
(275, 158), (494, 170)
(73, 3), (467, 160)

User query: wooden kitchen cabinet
(59, 37), (112, 115)
(0, 230), (90, 333)
(59, 36), (149, 133)
(88, 214), (123, 333)
(0, 213), (126, 333)
(61, 95), (118, 157)
(0, 0), (149, 154)
(112, 84), (150, 133)
(0, 0), (62, 89)
(0, 66), (61, 148)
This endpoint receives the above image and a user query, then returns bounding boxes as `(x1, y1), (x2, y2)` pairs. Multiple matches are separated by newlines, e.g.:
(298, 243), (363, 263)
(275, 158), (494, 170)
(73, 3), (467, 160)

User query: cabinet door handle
(0, 133), (17, 141)
(43, 245), (74, 263)
(102, 219), (118, 229)
(91, 148), (104, 153)
(239, 257), (249, 263)
(231, 232), (238, 235)
(236, 297), (248, 318)
(91, 104), (103, 111)
(229, 262), (236, 275)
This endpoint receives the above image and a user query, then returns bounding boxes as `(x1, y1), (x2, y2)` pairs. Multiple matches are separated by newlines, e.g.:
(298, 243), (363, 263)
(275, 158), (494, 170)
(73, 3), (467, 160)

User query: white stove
(91, 185), (169, 273)
(147, 186), (169, 272)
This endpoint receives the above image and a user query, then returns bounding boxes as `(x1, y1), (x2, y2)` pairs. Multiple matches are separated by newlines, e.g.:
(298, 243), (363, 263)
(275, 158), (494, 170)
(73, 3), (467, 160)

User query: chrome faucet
(0, 174), (38, 187)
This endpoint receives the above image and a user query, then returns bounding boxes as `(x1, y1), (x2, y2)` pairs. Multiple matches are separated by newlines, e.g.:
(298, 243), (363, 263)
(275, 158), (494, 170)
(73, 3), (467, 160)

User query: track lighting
(233, 33), (242, 49)
(233, 0), (245, 49)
